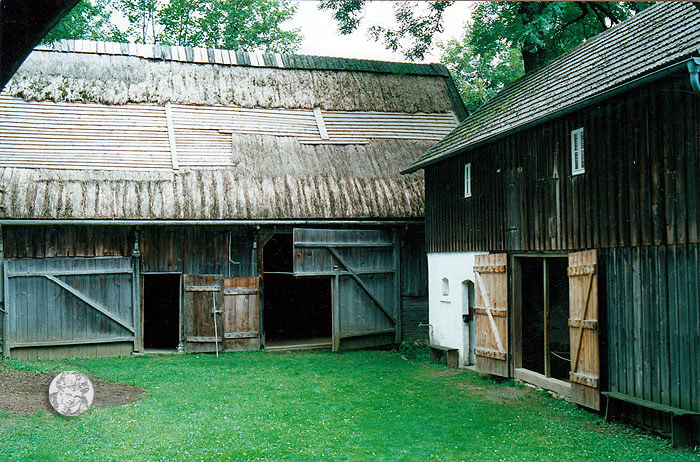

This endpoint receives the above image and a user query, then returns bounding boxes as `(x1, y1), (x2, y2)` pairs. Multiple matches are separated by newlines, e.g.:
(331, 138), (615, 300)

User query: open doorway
(517, 257), (570, 380)
(143, 274), (181, 350)
(262, 234), (332, 348)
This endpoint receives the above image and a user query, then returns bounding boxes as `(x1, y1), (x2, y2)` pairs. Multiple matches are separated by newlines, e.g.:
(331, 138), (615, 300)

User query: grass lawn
(0, 350), (697, 462)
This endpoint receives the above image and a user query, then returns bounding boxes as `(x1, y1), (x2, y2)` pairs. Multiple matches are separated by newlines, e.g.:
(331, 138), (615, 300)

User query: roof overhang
(402, 56), (698, 175)
(0, 0), (79, 90)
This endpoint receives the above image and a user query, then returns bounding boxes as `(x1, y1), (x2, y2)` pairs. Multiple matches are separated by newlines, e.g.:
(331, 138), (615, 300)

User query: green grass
(0, 350), (697, 462)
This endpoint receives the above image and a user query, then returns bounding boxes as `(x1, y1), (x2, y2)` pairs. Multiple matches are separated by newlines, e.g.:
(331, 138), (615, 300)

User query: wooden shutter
(183, 274), (223, 353)
(222, 277), (260, 351)
(568, 250), (600, 410)
(473, 253), (509, 377)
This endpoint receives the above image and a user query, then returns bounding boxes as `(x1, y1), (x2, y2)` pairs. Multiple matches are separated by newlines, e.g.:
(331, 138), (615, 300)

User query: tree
(321, 1), (650, 113)
(43, 0), (302, 53)
(116, 0), (302, 52)
(42, 0), (127, 44)
(440, 25), (524, 115)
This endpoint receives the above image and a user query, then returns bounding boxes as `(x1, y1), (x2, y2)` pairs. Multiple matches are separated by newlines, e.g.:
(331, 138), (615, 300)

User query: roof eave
(402, 56), (697, 175)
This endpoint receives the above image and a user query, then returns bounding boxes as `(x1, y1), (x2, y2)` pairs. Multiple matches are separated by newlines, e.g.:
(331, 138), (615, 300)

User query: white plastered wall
(427, 251), (488, 366)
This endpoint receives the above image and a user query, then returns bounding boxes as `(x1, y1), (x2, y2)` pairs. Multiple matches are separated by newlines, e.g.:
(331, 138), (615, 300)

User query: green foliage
(41, 0), (127, 44)
(42, 0), (302, 53)
(116, 0), (302, 51)
(1, 351), (697, 461)
(467, 2), (652, 73)
(440, 23), (524, 115)
(320, 0), (453, 61)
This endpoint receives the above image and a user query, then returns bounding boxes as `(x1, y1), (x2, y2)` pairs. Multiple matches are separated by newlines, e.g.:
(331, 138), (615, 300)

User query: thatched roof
(404, 1), (700, 173)
(0, 41), (465, 221)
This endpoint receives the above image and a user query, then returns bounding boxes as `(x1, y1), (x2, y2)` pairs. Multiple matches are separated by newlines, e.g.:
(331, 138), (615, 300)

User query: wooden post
(543, 259), (551, 377)
(393, 229), (401, 344)
(333, 267), (340, 352)
(132, 226), (142, 352)
(0, 225), (5, 359)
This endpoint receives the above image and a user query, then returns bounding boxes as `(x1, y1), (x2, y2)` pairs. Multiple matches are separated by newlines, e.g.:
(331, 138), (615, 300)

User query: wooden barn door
(473, 254), (509, 377)
(183, 274), (223, 353)
(222, 277), (260, 351)
(293, 228), (398, 352)
(3, 257), (139, 358)
(568, 250), (601, 410)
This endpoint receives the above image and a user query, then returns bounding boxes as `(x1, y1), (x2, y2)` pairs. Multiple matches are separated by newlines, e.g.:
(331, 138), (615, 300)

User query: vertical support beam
(543, 258), (551, 377)
(510, 255), (522, 371)
(2, 260), (8, 359)
(164, 102), (179, 170)
(393, 228), (402, 344)
(132, 226), (142, 352)
(177, 273), (184, 353)
(313, 107), (329, 140)
(0, 225), (6, 359)
(333, 268), (340, 352)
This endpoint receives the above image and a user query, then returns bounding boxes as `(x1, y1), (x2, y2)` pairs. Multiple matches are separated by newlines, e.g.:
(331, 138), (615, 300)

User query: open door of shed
(183, 274), (223, 353)
(293, 228), (399, 351)
(473, 253), (509, 377)
(568, 250), (601, 410)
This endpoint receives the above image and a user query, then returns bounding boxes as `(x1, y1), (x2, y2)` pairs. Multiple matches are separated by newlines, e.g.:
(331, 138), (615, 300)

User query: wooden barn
(403, 2), (700, 444)
(0, 39), (467, 359)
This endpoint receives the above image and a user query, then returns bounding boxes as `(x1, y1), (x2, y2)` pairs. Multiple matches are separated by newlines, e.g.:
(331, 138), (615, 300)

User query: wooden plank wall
(425, 73), (700, 253)
(140, 226), (254, 276)
(601, 244), (700, 437)
(400, 227), (428, 339)
(2, 225), (255, 277)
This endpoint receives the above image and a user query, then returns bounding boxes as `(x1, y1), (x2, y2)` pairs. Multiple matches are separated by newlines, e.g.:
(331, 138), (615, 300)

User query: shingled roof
(403, 1), (700, 173)
(0, 41), (465, 221)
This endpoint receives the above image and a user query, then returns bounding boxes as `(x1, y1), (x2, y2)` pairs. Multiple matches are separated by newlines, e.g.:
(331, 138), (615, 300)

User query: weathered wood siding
(601, 244), (700, 434)
(425, 73), (700, 253)
(400, 227), (428, 339)
(2, 225), (256, 276)
(140, 226), (254, 276)
(3, 257), (137, 359)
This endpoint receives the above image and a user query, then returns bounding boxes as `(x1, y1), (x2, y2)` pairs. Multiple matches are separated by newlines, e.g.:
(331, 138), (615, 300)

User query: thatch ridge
(5, 51), (454, 113)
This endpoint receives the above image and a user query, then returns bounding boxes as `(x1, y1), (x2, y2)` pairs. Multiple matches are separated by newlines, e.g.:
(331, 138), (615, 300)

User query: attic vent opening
(571, 128), (584, 175)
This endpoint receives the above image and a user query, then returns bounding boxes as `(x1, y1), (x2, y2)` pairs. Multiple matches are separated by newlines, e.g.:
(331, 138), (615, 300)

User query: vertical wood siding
(2, 225), (256, 277)
(425, 73), (700, 253)
(601, 244), (700, 435)
(400, 227), (428, 338)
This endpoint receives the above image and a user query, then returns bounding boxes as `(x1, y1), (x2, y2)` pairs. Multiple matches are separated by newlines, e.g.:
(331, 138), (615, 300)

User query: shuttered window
(571, 128), (584, 175)
(464, 163), (472, 197)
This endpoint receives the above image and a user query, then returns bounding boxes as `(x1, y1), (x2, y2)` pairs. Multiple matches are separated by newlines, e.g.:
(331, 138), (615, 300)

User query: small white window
(571, 128), (584, 175)
(441, 278), (450, 297)
(464, 163), (472, 197)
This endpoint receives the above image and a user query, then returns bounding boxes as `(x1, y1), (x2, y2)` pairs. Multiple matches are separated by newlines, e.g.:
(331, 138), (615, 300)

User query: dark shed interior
(262, 234), (331, 342)
(143, 274), (181, 349)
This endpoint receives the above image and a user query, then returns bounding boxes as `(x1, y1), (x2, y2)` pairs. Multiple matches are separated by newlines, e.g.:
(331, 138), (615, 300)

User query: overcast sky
(286, 1), (473, 63)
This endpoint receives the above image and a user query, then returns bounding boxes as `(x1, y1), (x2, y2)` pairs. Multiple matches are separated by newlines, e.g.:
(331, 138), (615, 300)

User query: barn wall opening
(143, 274), (181, 349)
(262, 234), (332, 345)
(517, 257), (570, 381)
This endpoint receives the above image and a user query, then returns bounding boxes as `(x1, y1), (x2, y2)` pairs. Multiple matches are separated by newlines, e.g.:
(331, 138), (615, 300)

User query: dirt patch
(0, 371), (144, 415)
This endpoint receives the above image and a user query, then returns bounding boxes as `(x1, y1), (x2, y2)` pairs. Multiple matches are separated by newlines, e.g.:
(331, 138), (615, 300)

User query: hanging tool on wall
(212, 292), (223, 358)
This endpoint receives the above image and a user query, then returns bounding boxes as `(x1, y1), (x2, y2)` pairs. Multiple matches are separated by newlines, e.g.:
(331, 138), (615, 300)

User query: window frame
(571, 127), (585, 175)
(464, 162), (472, 198)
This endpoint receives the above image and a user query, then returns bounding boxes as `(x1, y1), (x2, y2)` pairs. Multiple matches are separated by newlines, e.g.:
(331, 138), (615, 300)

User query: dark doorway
(518, 257), (570, 380)
(521, 258), (545, 374)
(263, 234), (332, 343)
(143, 274), (180, 349)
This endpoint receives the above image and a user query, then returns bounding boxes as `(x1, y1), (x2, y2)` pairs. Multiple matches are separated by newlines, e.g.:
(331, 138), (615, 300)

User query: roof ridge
(33, 39), (450, 77)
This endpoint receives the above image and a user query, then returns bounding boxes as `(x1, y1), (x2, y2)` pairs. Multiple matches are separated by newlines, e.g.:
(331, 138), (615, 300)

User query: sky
(286, 1), (473, 63)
